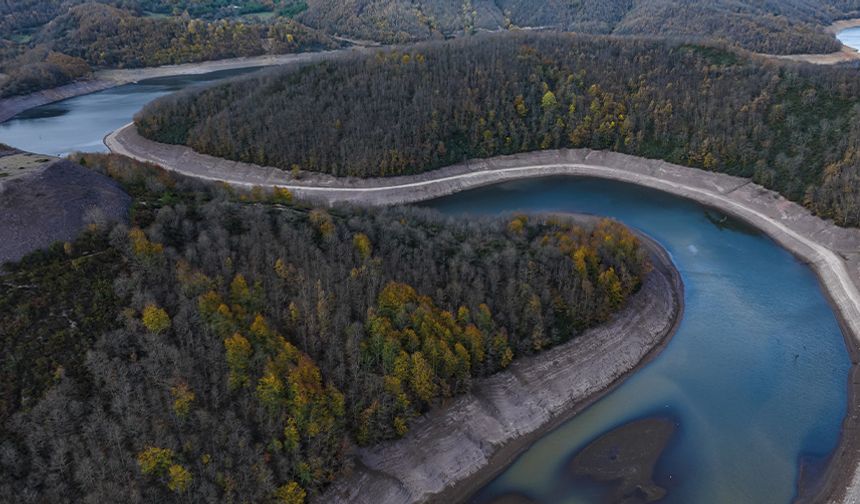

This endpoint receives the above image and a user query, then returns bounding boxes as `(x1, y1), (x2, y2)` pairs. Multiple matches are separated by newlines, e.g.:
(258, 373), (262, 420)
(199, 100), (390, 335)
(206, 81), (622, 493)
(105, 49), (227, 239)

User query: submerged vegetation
(137, 33), (860, 227)
(0, 153), (648, 502)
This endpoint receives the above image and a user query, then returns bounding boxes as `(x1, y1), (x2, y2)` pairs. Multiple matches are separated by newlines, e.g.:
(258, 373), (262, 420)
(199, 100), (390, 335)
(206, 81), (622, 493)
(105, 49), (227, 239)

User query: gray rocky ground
(0, 149), (130, 267)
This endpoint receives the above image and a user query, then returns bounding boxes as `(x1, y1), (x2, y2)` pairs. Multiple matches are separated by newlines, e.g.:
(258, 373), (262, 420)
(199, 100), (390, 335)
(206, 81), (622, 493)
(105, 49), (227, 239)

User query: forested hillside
(0, 0), (308, 36)
(38, 3), (337, 68)
(2, 0), (859, 98)
(0, 153), (648, 502)
(0, 3), (338, 97)
(137, 33), (860, 227)
(294, 0), (860, 53)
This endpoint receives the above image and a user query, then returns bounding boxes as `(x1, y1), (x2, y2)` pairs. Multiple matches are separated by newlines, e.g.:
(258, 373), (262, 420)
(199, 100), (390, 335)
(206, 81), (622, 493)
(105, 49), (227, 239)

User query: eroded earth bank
(320, 231), (683, 503)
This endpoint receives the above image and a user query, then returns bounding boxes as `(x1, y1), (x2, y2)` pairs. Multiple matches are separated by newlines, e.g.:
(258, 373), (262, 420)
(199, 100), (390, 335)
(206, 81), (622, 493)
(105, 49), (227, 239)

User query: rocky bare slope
(0, 149), (130, 267)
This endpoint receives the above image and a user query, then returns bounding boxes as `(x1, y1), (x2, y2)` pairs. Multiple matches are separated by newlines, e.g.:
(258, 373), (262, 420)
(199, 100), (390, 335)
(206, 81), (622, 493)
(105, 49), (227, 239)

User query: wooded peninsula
(0, 153), (649, 502)
(136, 33), (860, 226)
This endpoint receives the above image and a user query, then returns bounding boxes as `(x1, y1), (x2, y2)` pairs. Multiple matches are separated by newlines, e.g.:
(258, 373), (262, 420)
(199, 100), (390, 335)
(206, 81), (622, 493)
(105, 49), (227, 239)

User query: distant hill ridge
(295, 0), (860, 53)
(1, 1), (859, 98)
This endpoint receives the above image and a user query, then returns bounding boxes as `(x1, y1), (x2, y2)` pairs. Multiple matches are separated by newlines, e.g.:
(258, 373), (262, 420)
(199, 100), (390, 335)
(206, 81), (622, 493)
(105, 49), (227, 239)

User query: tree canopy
(0, 153), (649, 502)
(2, 0), (858, 97)
(138, 33), (860, 226)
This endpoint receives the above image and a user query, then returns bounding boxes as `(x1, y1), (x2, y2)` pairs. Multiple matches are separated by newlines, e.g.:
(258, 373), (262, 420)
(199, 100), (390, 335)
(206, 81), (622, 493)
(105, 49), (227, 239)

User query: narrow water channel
(0, 67), (264, 157)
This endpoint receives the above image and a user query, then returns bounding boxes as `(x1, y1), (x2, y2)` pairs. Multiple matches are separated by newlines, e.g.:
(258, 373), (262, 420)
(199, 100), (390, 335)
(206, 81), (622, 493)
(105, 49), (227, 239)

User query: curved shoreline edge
(766, 18), (860, 65)
(0, 48), (364, 124)
(323, 232), (684, 504)
(107, 122), (860, 503)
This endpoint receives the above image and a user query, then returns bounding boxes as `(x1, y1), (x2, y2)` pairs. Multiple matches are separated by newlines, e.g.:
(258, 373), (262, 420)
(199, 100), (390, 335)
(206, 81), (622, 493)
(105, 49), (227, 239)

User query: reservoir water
(426, 178), (849, 504)
(0, 67), (264, 157)
(838, 26), (860, 51)
(0, 69), (853, 503)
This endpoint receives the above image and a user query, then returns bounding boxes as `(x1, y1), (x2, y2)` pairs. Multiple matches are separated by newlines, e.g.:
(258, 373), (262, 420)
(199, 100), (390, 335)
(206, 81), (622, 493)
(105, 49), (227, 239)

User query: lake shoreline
(320, 227), (684, 503)
(427, 231), (684, 504)
(766, 18), (860, 65)
(108, 125), (860, 503)
(796, 279), (860, 504)
(827, 18), (860, 35)
(0, 79), (116, 124)
(0, 48), (363, 124)
(4, 21), (860, 126)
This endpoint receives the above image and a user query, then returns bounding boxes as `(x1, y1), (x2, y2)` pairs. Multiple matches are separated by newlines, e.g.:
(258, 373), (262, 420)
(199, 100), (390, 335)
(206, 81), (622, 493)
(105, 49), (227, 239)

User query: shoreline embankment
(828, 18), (860, 35)
(768, 18), (860, 65)
(107, 123), (860, 503)
(321, 230), (683, 503)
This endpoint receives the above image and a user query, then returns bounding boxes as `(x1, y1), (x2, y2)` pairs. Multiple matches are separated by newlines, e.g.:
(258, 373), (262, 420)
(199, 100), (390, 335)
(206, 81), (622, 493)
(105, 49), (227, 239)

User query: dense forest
(2, 0), (860, 97)
(0, 45), (90, 97)
(38, 3), (337, 68)
(0, 3), (338, 97)
(137, 33), (860, 227)
(0, 153), (649, 502)
(294, 0), (860, 53)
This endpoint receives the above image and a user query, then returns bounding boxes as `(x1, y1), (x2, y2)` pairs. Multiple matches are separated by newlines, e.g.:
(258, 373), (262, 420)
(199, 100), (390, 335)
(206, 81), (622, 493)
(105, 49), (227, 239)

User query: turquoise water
(838, 27), (860, 51)
(0, 66), (852, 504)
(426, 177), (850, 504)
(0, 67), (264, 157)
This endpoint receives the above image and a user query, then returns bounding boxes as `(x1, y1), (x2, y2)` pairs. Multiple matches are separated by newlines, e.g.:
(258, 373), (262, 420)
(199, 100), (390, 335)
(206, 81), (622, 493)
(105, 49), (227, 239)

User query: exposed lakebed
(0, 69), (852, 503)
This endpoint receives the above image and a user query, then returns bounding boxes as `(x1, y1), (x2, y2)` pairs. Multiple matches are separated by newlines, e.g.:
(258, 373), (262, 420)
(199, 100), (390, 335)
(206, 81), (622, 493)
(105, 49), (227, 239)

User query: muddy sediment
(568, 416), (676, 504)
